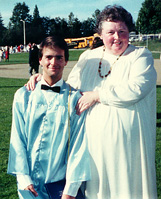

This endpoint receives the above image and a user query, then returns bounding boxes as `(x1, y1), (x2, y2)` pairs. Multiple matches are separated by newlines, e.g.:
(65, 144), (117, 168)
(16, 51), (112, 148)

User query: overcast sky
(0, 0), (145, 26)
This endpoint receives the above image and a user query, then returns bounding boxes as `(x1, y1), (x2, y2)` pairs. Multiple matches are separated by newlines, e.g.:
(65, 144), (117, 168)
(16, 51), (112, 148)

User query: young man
(7, 36), (90, 199)
(29, 43), (39, 76)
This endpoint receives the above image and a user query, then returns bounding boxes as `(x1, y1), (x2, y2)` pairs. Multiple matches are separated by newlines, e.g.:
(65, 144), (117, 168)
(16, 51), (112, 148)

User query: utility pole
(20, 19), (26, 46)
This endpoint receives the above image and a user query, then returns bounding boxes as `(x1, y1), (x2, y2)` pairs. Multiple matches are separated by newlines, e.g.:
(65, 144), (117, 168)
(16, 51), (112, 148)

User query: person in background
(29, 43), (39, 76)
(3, 49), (6, 61)
(7, 35), (90, 199)
(5, 46), (9, 62)
(17, 45), (21, 53)
(25, 5), (157, 199)
(0, 49), (3, 62)
(90, 36), (104, 49)
(27, 42), (32, 52)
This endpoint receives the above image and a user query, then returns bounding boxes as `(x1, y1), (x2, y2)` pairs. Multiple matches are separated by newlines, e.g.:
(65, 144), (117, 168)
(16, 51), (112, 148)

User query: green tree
(68, 12), (75, 37)
(49, 17), (68, 38)
(33, 5), (40, 21)
(29, 5), (47, 44)
(72, 18), (82, 38)
(136, 0), (161, 34)
(0, 13), (6, 45)
(67, 12), (82, 38)
(3, 22), (19, 46)
(8, 2), (32, 45)
(41, 17), (51, 35)
(81, 17), (95, 37)
(81, 9), (100, 37)
(60, 18), (69, 37)
(68, 12), (75, 27)
(92, 9), (101, 23)
(10, 2), (31, 26)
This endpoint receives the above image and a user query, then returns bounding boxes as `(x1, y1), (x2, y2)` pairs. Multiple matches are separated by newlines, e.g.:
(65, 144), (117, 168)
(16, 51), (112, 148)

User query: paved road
(0, 60), (161, 85)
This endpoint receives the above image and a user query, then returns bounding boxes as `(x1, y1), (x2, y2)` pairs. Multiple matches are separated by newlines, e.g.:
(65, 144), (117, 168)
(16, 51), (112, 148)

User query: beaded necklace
(98, 46), (123, 78)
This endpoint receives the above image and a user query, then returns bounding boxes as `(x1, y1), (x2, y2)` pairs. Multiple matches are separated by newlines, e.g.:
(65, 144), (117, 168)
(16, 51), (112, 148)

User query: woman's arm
(25, 73), (42, 90)
(76, 91), (100, 115)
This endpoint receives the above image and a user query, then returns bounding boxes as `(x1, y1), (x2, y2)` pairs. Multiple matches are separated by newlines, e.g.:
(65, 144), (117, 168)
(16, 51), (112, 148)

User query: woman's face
(101, 20), (129, 55)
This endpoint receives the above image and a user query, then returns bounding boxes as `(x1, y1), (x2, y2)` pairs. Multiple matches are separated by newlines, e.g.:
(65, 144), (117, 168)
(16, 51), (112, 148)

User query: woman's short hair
(96, 5), (135, 34)
(39, 35), (69, 61)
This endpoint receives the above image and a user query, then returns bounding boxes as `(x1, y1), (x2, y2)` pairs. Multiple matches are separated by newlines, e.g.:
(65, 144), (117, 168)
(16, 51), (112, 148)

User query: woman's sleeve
(67, 50), (89, 89)
(99, 49), (157, 107)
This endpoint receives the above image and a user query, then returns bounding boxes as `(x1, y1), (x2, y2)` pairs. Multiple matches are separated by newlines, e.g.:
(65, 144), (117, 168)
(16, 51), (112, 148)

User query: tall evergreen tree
(0, 13), (4, 29)
(67, 12), (83, 38)
(8, 2), (32, 45)
(29, 5), (47, 44)
(0, 13), (6, 45)
(136, 0), (161, 34)
(92, 9), (100, 23)
(10, 2), (31, 26)
(33, 5), (40, 20)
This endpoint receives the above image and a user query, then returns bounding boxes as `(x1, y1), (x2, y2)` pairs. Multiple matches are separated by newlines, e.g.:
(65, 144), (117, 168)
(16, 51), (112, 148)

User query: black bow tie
(41, 85), (60, 93)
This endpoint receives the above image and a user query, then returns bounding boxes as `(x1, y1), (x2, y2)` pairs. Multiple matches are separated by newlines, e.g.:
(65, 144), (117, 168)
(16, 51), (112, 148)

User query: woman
(27, 5), (157, 199)
(5, 46), (9, 62)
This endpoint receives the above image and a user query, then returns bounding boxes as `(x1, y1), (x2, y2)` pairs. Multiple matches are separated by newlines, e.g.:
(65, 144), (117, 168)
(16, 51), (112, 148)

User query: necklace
(98, 46), (123, 78)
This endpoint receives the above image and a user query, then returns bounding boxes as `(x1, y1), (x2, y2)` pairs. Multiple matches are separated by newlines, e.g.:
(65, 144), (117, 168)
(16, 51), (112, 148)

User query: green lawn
(0, 53), (29, 65)
(132, 39), (161, 59)
(0, 49), (85, 65)
(0, 78), (161, 198)
(0, 78), (28, 198)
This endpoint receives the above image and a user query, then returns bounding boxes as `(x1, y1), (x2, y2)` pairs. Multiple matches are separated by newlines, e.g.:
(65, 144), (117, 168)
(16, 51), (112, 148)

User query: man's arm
(63, 90), (91, 197)
(17, 175), (38, 197)
(7, 88), (37, 196)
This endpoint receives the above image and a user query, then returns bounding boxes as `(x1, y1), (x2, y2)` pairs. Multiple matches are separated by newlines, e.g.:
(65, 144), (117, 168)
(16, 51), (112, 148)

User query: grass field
(0, 49), (85, 65)
(0, 78), (28, 198)
(0, 77), (161, 198)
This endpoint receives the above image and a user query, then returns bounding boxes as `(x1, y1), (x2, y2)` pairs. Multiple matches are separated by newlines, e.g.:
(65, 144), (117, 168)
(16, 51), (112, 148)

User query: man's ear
(39, 58), (42, 65)
(64, 61), (68, 66)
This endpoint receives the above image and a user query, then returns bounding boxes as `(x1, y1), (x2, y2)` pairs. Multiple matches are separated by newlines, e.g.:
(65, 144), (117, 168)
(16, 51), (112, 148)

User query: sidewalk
(0, 61), (77, 81)
(0, 60), (161, 85)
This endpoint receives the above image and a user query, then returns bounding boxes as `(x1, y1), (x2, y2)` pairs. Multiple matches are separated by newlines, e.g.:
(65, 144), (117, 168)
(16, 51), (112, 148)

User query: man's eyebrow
(55, 55), (63, 57)
(45, 55), (63, 58)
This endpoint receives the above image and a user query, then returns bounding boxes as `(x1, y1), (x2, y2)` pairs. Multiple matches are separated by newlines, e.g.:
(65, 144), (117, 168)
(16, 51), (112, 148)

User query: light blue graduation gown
(7, 81), (90, 198)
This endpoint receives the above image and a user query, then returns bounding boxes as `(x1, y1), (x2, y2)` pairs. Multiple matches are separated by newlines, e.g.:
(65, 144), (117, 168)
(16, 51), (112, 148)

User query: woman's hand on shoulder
(25, 73), (42, 91)
(76, 91), (100, 115)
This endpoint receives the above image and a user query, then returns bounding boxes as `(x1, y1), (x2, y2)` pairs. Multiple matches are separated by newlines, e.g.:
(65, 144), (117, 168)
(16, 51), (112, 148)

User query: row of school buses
(65, 35), (97, 49)
(66, 33), (161, 49)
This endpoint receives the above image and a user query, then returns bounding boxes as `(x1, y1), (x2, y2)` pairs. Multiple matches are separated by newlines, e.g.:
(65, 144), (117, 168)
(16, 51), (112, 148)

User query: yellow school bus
(65, 36), (94, 49)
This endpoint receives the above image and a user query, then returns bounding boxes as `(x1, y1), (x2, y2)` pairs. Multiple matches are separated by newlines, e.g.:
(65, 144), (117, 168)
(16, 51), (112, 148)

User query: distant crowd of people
(0, 43), (38, 57)
(0, 44), (30, 62)
(0, 43), (40, 77)
(0, 46), (9, 62)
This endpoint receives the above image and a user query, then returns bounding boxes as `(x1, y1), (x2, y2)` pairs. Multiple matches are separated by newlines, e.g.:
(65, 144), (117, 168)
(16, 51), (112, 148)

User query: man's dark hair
(39, 35), (69, 61)
(96, 5), (135, 34)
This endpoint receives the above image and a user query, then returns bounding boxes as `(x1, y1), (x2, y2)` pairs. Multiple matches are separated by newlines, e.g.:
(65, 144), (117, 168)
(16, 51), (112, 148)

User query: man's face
(39, 46), (67, 85)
